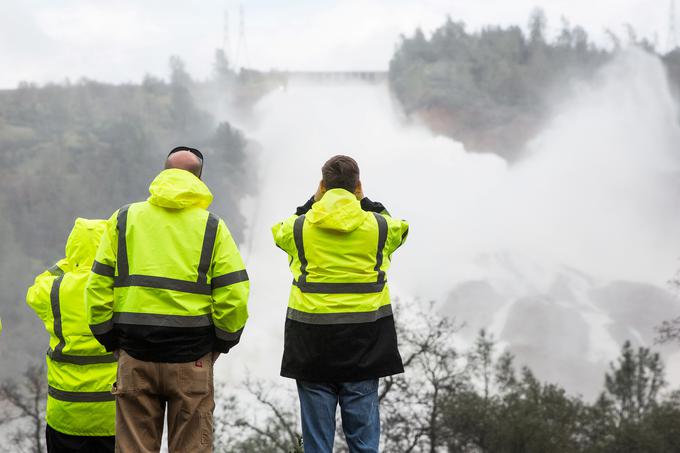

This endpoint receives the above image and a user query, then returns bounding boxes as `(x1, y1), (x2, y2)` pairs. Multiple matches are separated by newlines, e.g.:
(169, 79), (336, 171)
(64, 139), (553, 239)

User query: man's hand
(354, 181), (364, 200)
(112, 349), (120, 360)
(212, 351), (221, 363)
(314, 181), (325, 202)
(296, 196), (315, 215)
(360, 197), (389, 215)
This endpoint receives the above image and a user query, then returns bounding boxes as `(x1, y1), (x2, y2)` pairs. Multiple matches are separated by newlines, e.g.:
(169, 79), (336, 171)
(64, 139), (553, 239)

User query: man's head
(321, 155), (361, 195)
(165, 146), (204, 178)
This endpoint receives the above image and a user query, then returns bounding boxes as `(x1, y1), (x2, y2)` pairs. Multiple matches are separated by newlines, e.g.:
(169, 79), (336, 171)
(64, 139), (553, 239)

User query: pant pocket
(200, 411), (213, 447)
(174, 409), (213, 451)
(116, 350), (146, 394)
(350, 378), (379, 395)
(179, 355), (211, 395)
(115, 352), (134, 394)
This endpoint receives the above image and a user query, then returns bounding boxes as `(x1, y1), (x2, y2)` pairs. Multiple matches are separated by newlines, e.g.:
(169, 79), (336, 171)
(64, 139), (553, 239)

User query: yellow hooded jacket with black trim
(272, 188), (409, 382)
(26, 218), (116, 436)
(85, 169), (250, 362)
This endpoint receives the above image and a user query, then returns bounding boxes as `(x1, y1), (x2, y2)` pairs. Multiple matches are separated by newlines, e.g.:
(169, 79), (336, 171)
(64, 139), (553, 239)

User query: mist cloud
(0, 1), (663, 88)
(217, 50), (680, 396)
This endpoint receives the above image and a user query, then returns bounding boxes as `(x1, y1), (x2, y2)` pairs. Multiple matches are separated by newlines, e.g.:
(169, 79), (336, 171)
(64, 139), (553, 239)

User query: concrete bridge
(283, 71), (388, 83)
(239, 68), (388, 84)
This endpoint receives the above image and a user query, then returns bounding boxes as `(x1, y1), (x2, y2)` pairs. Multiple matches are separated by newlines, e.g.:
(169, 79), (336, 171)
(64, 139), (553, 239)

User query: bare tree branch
(0, 363), (46, 453)
(655, 316), (680, 344)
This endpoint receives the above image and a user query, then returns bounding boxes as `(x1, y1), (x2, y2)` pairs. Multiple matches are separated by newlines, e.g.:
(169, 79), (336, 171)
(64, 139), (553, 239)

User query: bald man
(165, 148), (203, 177)
(86, 146), (250, 453)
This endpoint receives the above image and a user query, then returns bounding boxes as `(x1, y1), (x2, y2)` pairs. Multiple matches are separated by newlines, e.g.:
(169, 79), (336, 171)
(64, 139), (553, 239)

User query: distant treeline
(389, 9), (679, 158)
(5, 304), (678, 452)
(211, 309), (680, 453)
(0, 56), (255, 375)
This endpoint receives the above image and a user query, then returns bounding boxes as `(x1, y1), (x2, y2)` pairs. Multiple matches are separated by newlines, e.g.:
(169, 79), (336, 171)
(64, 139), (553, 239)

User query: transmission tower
(235, 3), (249, 70)
(222, 9), (230, 58)
(669, 0), (678, 51)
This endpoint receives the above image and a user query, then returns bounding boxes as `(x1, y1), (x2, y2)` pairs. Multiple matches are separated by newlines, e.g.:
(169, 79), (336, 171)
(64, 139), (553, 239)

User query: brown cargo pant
(113, 350), (215, 453)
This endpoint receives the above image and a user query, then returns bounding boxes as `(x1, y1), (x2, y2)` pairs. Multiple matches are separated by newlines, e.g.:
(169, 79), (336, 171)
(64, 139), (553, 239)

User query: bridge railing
(239, 68), (388, 84)
(283, 71), (388, 82)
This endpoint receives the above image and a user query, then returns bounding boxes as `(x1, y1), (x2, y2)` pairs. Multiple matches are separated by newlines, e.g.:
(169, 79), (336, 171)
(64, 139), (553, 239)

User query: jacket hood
(147, 169), (213, 210)
(65, 218), (107, 272)
(306, 188), (369, 232)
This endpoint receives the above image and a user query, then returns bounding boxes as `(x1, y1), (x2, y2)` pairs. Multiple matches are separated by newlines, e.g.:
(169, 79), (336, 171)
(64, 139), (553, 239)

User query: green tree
(528, 8), (547, 45)
(442, 341), (586, 452)
(603, 341), (665, 425)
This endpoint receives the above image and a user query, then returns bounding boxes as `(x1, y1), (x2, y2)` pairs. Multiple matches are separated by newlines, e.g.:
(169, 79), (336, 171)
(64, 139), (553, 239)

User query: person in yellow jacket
(26, 218), (116, 453)
(86, 146), (250, 453)
(272, 155), (409, 453)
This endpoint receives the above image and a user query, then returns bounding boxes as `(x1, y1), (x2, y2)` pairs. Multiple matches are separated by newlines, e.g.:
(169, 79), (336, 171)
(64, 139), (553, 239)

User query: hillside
(388, 11), (674, 159)
(0, 57), (256, 378)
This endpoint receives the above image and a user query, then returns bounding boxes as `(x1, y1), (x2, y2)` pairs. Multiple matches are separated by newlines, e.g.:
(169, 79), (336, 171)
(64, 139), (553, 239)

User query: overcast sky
(0, 0), (669, 88)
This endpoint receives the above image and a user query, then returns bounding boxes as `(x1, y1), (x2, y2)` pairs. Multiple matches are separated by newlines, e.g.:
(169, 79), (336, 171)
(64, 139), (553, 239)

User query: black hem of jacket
(280, 315), (404, 382)
(46, 424), (115, 452)
(280, 367), (404, 383)
(115, 324), (219, 363)
(214, 338), (239, 354)
(93, 331), (119, 353)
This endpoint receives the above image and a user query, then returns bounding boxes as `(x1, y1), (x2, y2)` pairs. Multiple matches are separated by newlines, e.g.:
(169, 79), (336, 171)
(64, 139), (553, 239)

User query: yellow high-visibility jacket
(272, 188), (409, 381)
(26, 218), (116, 436)
(86, 169), (249, 362)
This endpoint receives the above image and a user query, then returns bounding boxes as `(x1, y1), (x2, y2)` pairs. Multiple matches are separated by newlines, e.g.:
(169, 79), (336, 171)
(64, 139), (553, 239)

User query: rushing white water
(216, 50), (680, 397)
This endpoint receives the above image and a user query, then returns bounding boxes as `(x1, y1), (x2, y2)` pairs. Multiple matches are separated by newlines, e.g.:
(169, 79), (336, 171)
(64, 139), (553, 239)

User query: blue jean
(296, 379), (380, 453)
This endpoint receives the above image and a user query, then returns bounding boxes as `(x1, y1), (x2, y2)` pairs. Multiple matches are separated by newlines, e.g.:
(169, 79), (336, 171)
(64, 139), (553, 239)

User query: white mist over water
(217, 50), (680, 396)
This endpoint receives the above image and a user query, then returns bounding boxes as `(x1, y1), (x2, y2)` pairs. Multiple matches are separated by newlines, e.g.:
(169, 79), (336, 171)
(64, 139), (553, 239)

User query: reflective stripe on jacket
(272, 188), (409, 381)
(26, 218), (116, 436)
(86, 169), (250, 362)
